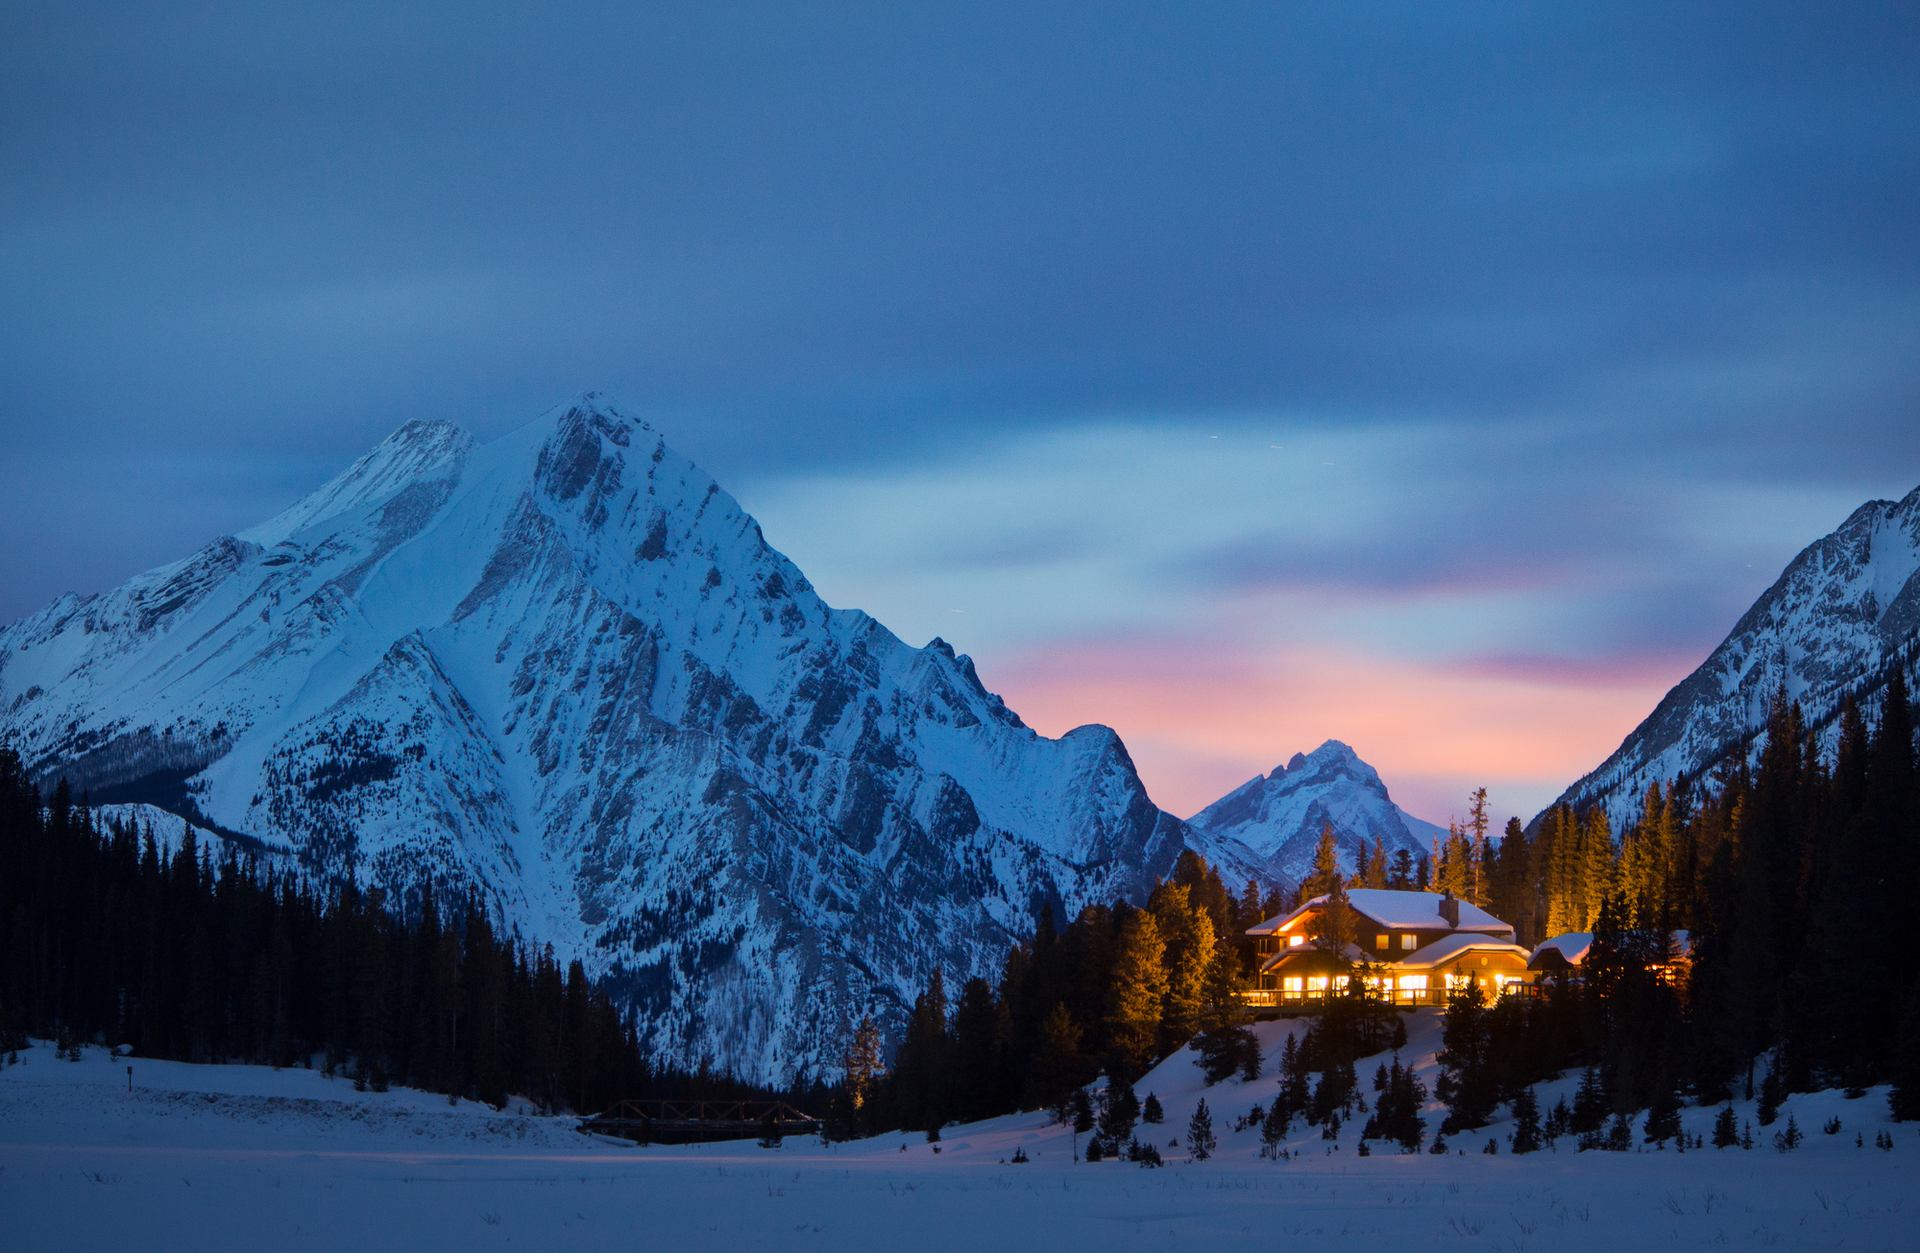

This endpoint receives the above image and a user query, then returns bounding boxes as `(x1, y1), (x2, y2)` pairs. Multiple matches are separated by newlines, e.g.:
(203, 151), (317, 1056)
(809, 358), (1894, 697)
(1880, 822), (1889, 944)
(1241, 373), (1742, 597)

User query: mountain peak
(0, 393), (1200, 1084)
(1544, 479), (1920, 829)
(1275, 739), (1371, 781)
(244, 415), (474, 546)
(1193, 740), (1439, 884)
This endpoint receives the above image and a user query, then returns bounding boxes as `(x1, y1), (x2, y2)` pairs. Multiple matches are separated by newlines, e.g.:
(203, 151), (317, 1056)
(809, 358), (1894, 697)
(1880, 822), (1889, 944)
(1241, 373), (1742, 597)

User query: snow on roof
(1528, 930), (1692, 969)
(1257, 942), (1370, 973)
(1246, 888), (1514, 937)
(1529, 933), (1594, 966)
(1395, 932), (1532, 970)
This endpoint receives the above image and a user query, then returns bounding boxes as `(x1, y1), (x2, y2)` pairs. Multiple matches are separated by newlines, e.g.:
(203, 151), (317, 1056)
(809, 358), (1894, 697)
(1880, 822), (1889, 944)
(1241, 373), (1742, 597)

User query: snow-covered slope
(7, 1035), (1908, 1253)
(1546, 484), (1920, 830)
(1186, 740), (1446, 884)
(0, 394), (1255, 1083)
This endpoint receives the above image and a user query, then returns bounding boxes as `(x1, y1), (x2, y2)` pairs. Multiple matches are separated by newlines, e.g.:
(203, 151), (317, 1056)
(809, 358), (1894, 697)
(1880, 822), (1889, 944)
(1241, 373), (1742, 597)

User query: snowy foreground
(3, 1017), (1911, 1252)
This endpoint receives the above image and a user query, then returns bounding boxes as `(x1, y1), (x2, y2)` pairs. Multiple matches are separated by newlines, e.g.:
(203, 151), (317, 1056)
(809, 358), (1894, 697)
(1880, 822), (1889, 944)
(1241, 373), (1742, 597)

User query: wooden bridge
(578, 1098), (822, 1145)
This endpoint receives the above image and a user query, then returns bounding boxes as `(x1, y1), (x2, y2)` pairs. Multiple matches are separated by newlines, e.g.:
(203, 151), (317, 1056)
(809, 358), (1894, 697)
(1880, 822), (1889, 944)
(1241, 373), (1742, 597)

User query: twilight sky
(4, 3), (1919, 824)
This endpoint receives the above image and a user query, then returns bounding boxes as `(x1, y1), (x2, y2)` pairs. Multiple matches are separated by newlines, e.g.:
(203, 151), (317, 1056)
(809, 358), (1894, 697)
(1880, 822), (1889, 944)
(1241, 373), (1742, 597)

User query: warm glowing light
(995, 639), (1687, 821)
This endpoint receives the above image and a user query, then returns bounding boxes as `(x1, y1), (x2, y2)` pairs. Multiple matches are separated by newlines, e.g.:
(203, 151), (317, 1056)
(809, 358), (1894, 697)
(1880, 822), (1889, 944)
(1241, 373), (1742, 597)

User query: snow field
(3, 1019), (1912, 1251)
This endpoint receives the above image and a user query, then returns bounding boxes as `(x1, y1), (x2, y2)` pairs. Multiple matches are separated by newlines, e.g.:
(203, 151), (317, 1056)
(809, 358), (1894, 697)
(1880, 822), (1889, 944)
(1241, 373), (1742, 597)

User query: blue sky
(3, 3), (1918, 820)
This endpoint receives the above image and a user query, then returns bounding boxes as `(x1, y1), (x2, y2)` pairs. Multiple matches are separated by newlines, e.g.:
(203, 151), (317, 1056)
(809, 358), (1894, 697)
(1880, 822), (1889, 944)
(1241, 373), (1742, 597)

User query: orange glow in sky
(992, 639), (1695, 826)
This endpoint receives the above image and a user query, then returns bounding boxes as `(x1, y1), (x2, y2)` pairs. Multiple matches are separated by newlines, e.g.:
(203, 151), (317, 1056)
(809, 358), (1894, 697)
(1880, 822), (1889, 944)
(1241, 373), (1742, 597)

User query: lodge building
(1241, 888), (1534, 1009)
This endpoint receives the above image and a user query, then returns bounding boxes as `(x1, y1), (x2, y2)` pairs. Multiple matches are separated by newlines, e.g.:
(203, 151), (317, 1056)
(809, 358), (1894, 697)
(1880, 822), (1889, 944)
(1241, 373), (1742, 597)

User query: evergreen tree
(1027, 1003), (1086, 1112)
(842, 1016), (884, 1125)
(1259, 1095), (1291, 1158)
(1508, 1085), (1542, 1154)
(1465, 787), (1491, 905)
(1105, 910), (1168, 1078)
(1570, 1067), (1610, 1135)
(1643, 1083), (1682, 1146)
(1891, 978), (1920, 1122)
(1186, 1097), (1215, 1161)
(1435, 979), (1496, 1132)
(1098, 1075), (1139, 1146)
(1300, 824), (1342, 902)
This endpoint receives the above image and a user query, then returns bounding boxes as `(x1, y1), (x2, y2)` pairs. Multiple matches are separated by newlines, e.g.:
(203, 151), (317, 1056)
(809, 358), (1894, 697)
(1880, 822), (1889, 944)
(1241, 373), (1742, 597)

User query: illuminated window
(1288, 934), (1305, 948)
(1375, 933), (1390, 951)
(1281, 977), (1303, 993)
(1400, 934), (1417, 950)
(1397, 974), (1428, 991)
(1306, 976), (1330, 992)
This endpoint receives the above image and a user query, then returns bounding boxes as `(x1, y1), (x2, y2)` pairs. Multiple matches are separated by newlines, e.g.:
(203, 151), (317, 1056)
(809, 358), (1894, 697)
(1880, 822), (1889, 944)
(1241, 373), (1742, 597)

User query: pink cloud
(987, 638), (1687, 826)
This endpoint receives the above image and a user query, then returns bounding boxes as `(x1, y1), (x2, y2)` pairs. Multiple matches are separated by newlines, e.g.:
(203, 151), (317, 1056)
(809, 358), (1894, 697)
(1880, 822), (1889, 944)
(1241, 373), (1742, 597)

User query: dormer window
(1288, 934), (1305, 948)
(1374, 933), (1389, 951)
(1400, 933), (1417, 951)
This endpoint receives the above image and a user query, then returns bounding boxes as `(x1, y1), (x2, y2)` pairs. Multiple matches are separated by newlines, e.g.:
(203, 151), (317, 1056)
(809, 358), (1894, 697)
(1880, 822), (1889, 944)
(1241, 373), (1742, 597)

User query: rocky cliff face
(1, 394), (1249, 1083)
(1186, 739), (1446, 885)
(1545, 484), (1920, 829)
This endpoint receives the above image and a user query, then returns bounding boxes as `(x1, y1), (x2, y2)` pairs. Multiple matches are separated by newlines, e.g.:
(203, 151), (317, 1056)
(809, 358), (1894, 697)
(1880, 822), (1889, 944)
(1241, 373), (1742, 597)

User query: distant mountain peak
(1192, 741), (1439, 883)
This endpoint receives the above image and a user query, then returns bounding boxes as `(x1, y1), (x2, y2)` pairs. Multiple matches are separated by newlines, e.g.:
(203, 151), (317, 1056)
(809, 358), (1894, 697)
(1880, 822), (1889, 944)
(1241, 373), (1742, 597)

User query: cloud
(3, 2), (1918, 819)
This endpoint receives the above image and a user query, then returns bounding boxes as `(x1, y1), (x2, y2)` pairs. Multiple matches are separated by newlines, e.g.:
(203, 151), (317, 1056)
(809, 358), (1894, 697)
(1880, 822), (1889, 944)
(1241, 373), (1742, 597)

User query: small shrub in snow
(1712, 1105), (1738, 1148)
(1772, 1115), (1802, 1153)
(1141, 1093), (1163, 1124)
(1822, 1116), (1842, 1136)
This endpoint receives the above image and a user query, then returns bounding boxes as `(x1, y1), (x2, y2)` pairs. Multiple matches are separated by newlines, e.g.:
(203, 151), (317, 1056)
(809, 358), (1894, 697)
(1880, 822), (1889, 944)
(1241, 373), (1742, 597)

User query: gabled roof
(1246, 888), (1514, 938)
(1395, 932), (1532, 970)
(1529, 932), (1594, 967)
(1256, 942), (1370, 974)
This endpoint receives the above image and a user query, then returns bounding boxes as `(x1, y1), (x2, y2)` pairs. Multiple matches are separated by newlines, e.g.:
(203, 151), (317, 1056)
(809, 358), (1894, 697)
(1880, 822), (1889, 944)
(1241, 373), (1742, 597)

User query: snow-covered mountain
(0, 394), (1268, 1083)
(1186, 740), (1446, 884)
(1546, 484), (1920, 829)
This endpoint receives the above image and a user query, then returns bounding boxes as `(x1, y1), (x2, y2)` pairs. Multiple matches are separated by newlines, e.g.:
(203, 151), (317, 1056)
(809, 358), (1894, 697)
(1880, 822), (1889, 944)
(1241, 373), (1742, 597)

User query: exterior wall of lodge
(1242, 948), (1533, 1010)
(1253, 927), (1469, 964)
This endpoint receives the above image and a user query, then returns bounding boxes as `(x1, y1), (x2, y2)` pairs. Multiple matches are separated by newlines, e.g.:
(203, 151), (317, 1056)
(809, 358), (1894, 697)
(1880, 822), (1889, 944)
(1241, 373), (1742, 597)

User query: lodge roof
(1395, 932), (1533, 970)
(1529, 932), (1594, 967)
(1246, 888), (1515, 939)
(1255, 942), (1370, 974)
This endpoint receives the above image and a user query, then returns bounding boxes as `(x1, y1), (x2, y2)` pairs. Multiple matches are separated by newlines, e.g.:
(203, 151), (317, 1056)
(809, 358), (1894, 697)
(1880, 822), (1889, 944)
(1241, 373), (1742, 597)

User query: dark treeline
(838, 851), (1267, 1137)
(850, 672), (1920, 1144)
(0, 746), (781, 1114)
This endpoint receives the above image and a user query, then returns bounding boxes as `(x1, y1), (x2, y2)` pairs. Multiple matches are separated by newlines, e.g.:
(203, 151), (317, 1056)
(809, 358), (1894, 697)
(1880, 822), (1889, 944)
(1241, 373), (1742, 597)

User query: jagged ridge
(1543, 484), (1920, 829)
(1, 393), (1250, 1083)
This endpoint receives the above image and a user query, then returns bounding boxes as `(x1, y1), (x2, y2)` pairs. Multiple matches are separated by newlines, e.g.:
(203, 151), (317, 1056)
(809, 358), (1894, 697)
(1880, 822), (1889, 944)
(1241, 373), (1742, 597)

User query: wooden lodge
(1240, 888), (1534, 1010)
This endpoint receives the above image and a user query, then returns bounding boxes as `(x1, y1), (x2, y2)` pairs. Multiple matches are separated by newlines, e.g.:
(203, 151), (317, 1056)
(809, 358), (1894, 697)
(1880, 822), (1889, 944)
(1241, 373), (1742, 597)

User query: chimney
(1439, 889), (1460, 929)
